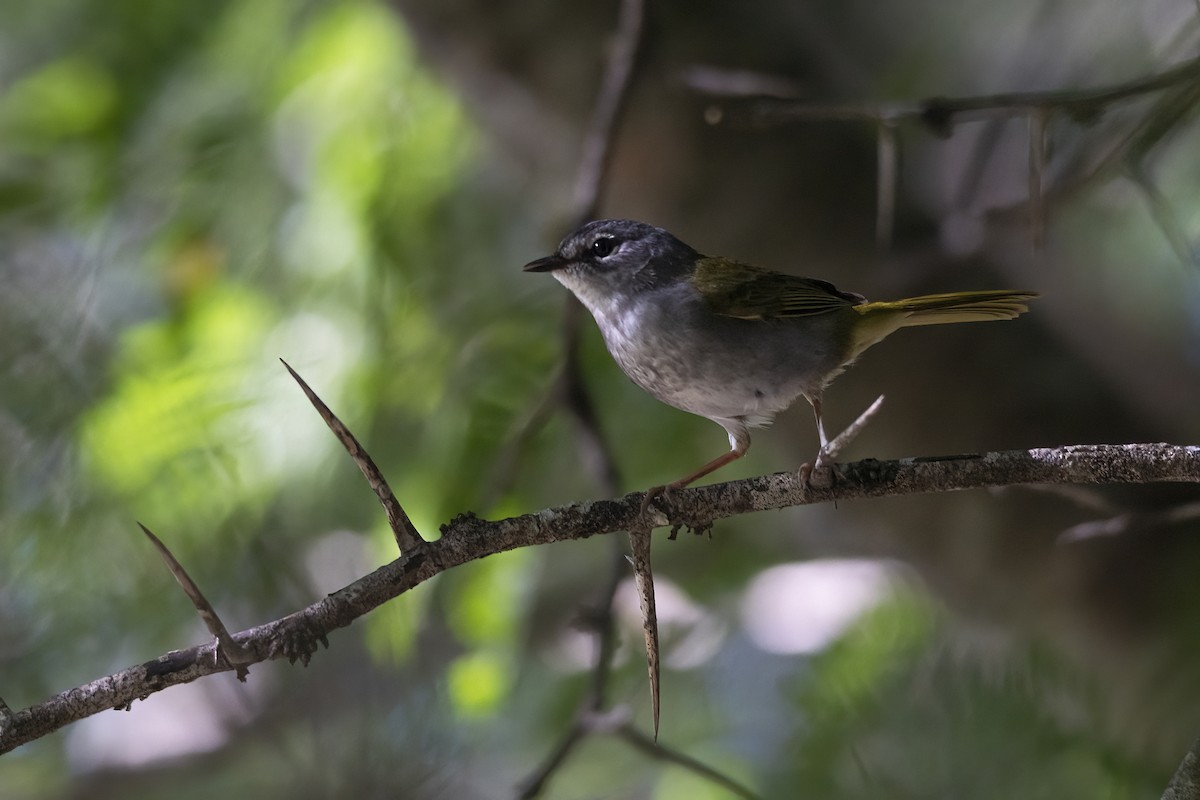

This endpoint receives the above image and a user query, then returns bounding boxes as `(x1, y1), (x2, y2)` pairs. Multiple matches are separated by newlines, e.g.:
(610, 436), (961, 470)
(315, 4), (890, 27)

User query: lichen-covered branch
(1, 442), (1195, 755)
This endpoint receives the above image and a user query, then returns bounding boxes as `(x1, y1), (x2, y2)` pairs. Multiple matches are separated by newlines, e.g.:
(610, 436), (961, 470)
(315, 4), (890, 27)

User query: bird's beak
(523, 254), (568, 273)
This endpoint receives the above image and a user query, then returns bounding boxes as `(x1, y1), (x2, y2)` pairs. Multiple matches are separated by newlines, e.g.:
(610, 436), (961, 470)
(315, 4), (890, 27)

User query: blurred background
(2, 0), (1200, 797)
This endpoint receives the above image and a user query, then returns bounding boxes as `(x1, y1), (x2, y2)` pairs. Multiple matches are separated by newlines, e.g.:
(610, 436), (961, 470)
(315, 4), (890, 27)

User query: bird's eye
(590, 237), (616, 258)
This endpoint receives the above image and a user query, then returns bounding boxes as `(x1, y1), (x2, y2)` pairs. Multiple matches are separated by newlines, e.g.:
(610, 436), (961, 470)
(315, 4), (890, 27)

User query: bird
(524, 219), (1037, 504)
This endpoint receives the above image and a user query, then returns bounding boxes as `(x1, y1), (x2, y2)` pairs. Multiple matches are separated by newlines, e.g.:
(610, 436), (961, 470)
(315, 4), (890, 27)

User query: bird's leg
(810, 394), (832, 466)
(800, 394), (886, 490)
(799, 393), (834, 487)
(641, 428), (750, 515)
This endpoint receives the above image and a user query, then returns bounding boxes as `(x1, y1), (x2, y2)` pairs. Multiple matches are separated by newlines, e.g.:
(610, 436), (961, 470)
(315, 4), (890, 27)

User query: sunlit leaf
(448, 648), (511, 717)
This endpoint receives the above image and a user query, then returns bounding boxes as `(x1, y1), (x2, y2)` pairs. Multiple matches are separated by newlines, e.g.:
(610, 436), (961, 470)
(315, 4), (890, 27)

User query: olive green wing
(692, 256), (865, 320)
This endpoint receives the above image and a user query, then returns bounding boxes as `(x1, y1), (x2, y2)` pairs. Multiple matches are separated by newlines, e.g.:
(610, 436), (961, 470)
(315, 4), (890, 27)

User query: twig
(518, 0), (653, 792)
(1015, 483), (1118, 515)
(516, 540), (627, 798)
(802, 395), (884, 490)
(617, 723), (761, 800)
(560, 299), (623, 496)
(561, 0), (658, 746)
(4, 442), (1197, 755)
(525, 706), (760, 799)
(570, 0), (646, 224)
(139, 524), (253, 678)
(690, 54), (1200, 132)
(1123, 163), (1197, 270)
(515, 721), (587, 799)
(280, 359), (423, 553)
(679, 65), (807, 99)
(500, 0), (645, 498)
(983, 70), (1200, 230)
(1058, 500), (1200, 544)
(483, 369), (561, 506)
(826, 395), (886, 462)
(555, 0), (646, 493)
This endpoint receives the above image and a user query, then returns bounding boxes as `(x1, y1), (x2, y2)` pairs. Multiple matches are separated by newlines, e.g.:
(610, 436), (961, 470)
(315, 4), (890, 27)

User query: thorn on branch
(629, 528), (661, 739)
(826, 394), (886, 461)
(138, 523), (254, 680)
(804, 395), (887, 491)
(280, 359), (424, 553)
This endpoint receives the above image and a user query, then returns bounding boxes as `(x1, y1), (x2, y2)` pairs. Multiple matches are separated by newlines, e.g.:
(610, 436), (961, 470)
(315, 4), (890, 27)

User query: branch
(689, 54), (1200, 132)
(3, 442), (1196, 755)
(520, 707), (762, 800)
(688, 54), (1200, 251)
(518, 0), (658, 790)
(1163, 734), (1200, 800)
(617, 722), (760, 799)
(570, 0), (646, 225)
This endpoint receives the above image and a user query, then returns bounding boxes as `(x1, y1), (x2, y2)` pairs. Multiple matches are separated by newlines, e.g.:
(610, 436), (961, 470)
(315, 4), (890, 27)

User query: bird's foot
(799, 448), (841, 493)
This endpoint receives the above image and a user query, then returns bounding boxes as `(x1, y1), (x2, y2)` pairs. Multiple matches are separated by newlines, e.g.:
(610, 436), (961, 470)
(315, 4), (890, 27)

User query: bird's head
(523, 219), (698, 312)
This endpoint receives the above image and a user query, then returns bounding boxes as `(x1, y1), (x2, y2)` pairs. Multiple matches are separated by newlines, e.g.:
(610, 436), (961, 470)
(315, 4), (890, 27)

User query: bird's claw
(800, 448), (841, 492)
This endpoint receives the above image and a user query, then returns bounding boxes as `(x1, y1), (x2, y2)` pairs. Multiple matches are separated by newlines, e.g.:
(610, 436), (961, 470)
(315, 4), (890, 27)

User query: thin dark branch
(481, 385), (559, 506)
(1123, 163), (1197, 270)
(618, 723), (762, 800)
(679, 65), (807, 99)
(558, 0), (648, 494)
(515, 721), (587, 799)
(505, 0), (646, 499)
(560, 297), (623, 496)
(570, 0), (647, 225)
(280, 359), (423, 553)
(516, 538), (627, 798)
(587, 539), (629, 708)
(693, 54), (1200, 132)
(1017, 483), (1118, 515)
(985, 70), (1200, 239)
(1058, 500), (1200, 544)
(518, 0), (649, 791)
(4, 442), (1197, 755)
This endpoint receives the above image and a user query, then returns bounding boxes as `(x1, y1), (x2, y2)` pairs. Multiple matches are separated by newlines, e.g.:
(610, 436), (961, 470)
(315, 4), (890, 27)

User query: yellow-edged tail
(850, 290), (1038, 358)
